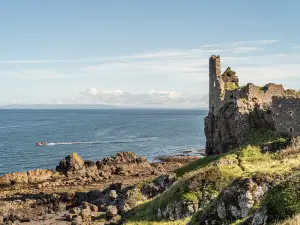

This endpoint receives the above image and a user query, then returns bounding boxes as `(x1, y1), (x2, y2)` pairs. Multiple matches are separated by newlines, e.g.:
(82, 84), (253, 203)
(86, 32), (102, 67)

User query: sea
(0, 109), (207, 175)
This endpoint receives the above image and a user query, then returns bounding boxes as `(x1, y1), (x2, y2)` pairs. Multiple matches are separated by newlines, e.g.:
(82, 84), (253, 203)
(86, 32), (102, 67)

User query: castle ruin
(205, 55), (300, 155)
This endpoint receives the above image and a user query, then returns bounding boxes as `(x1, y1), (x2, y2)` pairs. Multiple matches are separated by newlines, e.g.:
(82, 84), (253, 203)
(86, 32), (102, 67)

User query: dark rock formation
(96, 152), (150, 176)
(141, 173), (177, 198)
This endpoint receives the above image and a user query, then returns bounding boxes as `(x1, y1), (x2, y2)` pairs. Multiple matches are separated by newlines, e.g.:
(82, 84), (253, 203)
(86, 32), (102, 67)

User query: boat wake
(37, 137), (159, 146)
(55, 141), (104, 145)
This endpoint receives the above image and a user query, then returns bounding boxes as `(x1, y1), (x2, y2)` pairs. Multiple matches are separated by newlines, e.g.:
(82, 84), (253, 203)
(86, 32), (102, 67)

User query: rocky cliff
(204, 84), (277, 155)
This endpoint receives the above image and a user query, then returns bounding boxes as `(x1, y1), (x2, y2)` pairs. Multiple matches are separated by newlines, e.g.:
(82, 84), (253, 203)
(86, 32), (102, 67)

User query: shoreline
(0, 148), (206, 176)
(0, 151), (204, 224)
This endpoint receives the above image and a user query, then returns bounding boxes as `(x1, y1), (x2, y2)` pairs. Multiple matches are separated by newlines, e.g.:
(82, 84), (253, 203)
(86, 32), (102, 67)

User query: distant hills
(0, 104), (205, 110)
(0, 104), (132, 109)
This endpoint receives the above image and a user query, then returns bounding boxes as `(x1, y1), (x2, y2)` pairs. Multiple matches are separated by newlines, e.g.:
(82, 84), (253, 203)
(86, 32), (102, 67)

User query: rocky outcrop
(56, 152), (100, 181)
(205, 101), (252, 155)
(193, 176), (275, 225)
(96, 152), (150, 177)
(205, 92), (281, 155)
(0, 193), (63, 223)
(0, 169), (54, 187)
(141, 173), (177, 198)
(67, 202), (100, 225)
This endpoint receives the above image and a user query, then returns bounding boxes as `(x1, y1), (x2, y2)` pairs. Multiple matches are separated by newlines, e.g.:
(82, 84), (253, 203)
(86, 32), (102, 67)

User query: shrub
(264, 175), (300, 222)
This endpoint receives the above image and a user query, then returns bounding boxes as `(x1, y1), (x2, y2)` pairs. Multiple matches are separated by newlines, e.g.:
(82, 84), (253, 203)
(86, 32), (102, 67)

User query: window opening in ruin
(279, 104), (281, 108)
(213, 82), (216, 87)
(289, 111), (293, 116)
(290, 127), (293, 132)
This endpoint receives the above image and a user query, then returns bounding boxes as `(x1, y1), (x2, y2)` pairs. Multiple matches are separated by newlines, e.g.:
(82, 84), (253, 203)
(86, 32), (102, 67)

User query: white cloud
(232, 47), (264, 54)
(0, 39), (278, 65)
(199, 44), (221, 48)
(231, 40), (277, 46)
(2, 39), (300, 107)
(71, 88), (207, 108)
(0, 51), (190, 65)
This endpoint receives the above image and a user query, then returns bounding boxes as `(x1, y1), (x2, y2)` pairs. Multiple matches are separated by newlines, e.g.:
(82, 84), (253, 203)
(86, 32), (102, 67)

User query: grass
(124, 128), (300, 225)
(124, 217), (190, 225)
(126, 154), (242, 224)
(126, 178), (189, 222)
(174, 153), (226, 177)
(225, 82), (238, 90)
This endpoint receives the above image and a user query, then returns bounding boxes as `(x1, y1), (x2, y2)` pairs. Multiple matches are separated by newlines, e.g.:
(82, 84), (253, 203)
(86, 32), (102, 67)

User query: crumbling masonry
(205, 55), (300, 155)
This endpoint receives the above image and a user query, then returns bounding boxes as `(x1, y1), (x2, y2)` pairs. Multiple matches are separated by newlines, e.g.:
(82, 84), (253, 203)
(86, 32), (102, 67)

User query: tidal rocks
(0, 171), (28, 186)
(56, 152), (86, 176)
(67, 202), (99, 225)
(0, 193), (63, 224)
(0, 169), (54, 187)
(27, 169), (54, 183)
(96, 152), (150, 176)
(56, 152), (101, 181)
(0, 151), (186, 224)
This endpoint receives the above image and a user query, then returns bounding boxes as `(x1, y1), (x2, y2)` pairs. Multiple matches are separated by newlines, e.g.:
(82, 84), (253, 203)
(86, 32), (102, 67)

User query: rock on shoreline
(0, 151), (198, 224)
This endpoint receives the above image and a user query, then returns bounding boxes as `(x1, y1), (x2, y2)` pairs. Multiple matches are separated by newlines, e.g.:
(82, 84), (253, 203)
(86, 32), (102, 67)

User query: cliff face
(204, 98), (272, 154)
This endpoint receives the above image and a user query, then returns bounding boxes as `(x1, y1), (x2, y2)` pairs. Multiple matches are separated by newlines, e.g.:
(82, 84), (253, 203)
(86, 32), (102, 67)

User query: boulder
(118, 186), (145, 212)
(96, 152), (150, 176)
(56, 153), (85, 176)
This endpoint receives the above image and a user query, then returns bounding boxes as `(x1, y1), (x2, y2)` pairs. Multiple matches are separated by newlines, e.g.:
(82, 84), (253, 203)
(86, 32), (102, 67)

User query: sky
(0, 0), (300, 108)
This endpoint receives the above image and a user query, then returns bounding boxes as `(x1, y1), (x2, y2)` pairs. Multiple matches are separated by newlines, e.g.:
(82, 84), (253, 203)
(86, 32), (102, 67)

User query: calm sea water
(0, 109), (207, 175)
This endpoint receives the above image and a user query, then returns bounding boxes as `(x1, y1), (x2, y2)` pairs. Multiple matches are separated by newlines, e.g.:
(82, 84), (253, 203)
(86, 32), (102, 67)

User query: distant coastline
(0, 104), (207, 110)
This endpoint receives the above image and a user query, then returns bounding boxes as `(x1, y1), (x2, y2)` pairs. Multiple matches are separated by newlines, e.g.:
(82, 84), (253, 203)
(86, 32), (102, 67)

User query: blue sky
(0, 0), (299, 107)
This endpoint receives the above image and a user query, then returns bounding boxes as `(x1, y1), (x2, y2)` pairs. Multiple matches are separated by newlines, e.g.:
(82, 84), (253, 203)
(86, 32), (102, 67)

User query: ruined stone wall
(272, 96), (300, 137)
(205, 55), (300, 155)
(245, 83), (285, 104)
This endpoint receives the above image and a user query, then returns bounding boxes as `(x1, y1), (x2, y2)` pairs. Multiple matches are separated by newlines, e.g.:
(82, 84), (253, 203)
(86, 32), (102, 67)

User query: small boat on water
(36, 142), (57, 146)
(36, 142), (48, 146)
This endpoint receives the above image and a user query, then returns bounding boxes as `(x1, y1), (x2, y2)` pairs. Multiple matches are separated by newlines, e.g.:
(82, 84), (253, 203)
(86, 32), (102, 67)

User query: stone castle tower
(208, 55), (239, 115)
(208, 55), (222, 114)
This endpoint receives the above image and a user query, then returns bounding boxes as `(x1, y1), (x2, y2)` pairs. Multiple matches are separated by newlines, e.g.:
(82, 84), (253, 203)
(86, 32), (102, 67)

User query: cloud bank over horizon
(1, 39), (300, 108)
